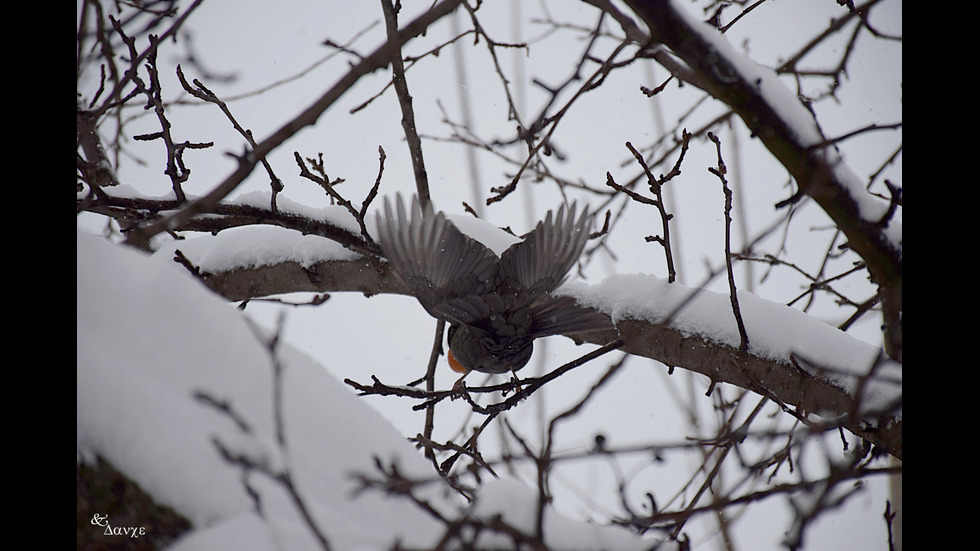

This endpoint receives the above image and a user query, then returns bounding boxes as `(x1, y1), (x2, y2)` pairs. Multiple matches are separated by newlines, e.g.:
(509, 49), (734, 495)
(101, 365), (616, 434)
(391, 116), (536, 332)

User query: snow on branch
(156, 221), (901, 459)
(622, 0), (902, 360)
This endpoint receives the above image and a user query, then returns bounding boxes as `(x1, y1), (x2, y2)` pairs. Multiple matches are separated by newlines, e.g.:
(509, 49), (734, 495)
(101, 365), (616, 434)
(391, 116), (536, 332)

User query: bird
(375, 193), (613, 378)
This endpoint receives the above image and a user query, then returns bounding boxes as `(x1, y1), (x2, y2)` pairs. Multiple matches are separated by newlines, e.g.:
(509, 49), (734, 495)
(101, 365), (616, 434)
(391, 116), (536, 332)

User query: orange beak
(448, 349), (469, 373)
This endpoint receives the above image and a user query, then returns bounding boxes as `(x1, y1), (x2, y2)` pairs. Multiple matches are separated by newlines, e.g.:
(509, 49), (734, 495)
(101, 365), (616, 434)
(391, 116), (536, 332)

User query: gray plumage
(376, 194), (612, 374)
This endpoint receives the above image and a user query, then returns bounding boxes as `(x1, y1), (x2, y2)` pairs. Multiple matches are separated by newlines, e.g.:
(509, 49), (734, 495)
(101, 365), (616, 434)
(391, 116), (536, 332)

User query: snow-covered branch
(622, 0), (903, 361)
(157, 224), (901, 459)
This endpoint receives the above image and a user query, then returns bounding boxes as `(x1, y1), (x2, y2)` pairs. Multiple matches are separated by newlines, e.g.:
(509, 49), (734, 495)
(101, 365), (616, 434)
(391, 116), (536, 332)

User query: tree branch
(621, 0), (902, 362)
(122, 0), (465, 249)
(380, 0), (432, 208)
(178, 250), (901, 460)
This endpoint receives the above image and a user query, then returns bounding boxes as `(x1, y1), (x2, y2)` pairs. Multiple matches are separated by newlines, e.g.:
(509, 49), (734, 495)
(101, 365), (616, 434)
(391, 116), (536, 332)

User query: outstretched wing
(498, 202), (593, 294)
(376, 194), (499, 321)
(498, 203), (613, 337)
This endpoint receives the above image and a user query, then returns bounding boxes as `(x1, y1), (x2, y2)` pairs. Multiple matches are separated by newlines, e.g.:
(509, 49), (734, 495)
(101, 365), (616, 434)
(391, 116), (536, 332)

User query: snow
(667, 0), (902, 252)
(77, 231), (652, 550)
(467, 478), (653, 549)
(82, 183), (180, 201)
(142, 196), (900, 421)
(77, 1), (901, 548)
(145, 198), (524, 276)
(166, 514), (274, 551)
(666, 0), (821, 148)
(560, 273), (901, 417)
(153, 224), (360, 273)
(233, 191), (364, 236)
(445, 213), (521, 255)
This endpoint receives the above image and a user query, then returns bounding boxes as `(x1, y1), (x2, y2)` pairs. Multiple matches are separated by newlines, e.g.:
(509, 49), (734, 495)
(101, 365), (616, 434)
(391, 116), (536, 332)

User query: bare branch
(121, 0), (466, 249)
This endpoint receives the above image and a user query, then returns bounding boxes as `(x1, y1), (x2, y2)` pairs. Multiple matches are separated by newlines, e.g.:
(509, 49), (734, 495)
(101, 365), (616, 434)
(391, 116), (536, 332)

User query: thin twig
(177, 65), (283, 210)
(708, 132), (749, 353)
(122, 0), (464, 248)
